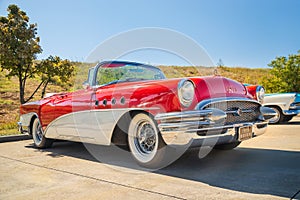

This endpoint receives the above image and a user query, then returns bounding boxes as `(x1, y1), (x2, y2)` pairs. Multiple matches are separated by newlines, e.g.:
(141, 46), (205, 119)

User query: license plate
(238, 126), (253, 141)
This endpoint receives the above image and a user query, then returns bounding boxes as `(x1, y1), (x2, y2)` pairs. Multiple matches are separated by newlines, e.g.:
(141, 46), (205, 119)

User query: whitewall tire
(32, 118), (53, 148)
(128, 113), (166, 168)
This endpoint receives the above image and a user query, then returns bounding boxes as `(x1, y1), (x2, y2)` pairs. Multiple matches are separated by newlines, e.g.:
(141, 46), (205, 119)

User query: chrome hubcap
(135, 121), (156, 154)
(35, 122), (43, 143)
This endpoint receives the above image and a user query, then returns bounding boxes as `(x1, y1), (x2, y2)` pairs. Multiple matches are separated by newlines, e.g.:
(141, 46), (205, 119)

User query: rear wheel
(128, 113), (166, 168)
(32, 118), (53, 148)
(268, 106), (284, 124)
(214, 142), (241, 150)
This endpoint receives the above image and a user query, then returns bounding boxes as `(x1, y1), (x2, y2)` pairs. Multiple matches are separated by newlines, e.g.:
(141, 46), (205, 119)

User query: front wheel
(128, 113), (166, 169)
(32, 118), (53, 148)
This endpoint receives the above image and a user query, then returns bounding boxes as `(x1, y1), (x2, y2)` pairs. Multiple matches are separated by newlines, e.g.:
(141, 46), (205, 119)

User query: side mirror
(82, 81), (90, 90)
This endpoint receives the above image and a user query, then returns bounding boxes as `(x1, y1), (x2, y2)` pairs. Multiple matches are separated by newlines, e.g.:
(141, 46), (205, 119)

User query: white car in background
(263, 93), (300, 124)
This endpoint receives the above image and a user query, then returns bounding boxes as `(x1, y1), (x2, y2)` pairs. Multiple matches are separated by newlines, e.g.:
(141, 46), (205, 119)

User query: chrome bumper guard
(17, 122), (29, 134)
(155, 106), (274, 146)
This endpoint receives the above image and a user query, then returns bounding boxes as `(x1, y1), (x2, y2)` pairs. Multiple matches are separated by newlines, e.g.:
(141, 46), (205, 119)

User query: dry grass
(158, 65), (270, 85)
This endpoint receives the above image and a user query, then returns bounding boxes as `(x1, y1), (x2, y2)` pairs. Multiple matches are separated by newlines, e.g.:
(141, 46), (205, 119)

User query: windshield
(96, 62), (166, 86)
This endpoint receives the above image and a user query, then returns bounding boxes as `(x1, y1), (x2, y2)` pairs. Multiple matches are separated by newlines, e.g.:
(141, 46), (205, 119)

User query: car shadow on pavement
(158, 147), (300, 199)
(270, 121), (300, 125)
(25, 141), (300, 199)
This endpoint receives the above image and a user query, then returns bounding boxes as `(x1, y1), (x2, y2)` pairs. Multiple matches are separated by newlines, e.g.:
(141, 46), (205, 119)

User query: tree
(217, 58), (224, 67)
(0, 5), (42, 104)
(0, 5), (75, 103)
(262, 51), (300, 93)
(37, 56), (75, 98)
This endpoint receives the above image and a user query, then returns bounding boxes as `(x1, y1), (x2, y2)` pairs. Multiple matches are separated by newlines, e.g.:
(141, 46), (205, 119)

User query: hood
(189, 76), (247, 101)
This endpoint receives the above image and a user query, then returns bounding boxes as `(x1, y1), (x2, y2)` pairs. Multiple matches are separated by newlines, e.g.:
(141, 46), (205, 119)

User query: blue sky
(0, 0), (299, 68)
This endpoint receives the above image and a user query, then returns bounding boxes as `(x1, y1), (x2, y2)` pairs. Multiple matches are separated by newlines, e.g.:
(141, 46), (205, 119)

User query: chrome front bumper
(155, 106), (273, 147)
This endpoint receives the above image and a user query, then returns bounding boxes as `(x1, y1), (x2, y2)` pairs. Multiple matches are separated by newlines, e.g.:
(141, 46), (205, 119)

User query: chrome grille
(203, 100), (260, 124)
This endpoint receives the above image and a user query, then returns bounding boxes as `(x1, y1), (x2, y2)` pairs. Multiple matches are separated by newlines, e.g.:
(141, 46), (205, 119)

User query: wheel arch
(111, 110), (156, 146)
(28, 115), (38, 135)
(266, 105), (283, 112)
(20, 112), (39, 136)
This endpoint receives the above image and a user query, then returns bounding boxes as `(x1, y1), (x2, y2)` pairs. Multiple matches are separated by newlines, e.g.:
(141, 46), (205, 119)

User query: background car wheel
(214, 141), (241, 150)
(32, 118), (53, 148)
(268, 106), (284, 124)
(282, 115), (294, 122)
(128, 113), (167, 169)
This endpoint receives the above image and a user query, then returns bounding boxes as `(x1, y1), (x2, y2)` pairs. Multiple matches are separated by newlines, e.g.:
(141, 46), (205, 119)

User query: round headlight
(256, 86), (265, 103)
(178, 79), (195, 107)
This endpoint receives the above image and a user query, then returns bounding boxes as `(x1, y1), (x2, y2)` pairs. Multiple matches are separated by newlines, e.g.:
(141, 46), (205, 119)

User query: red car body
(18, 61), (274, 168)
(244, 84), (265, 104)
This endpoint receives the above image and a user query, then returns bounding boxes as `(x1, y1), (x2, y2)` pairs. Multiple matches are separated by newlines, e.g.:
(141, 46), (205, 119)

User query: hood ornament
(213, 68), (219, 76)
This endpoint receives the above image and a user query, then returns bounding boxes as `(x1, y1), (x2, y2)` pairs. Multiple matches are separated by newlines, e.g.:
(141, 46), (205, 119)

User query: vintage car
(244, 84), (300, 124)
(262, 93), (300, 124)
(18, 61), (275, 168)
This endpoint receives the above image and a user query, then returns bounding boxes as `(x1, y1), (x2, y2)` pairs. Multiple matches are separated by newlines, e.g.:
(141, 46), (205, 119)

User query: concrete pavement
(0, 118), (299, 200)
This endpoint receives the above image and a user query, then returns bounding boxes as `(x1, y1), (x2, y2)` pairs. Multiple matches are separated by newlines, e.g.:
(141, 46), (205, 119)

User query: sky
(0, 0), (299, 68)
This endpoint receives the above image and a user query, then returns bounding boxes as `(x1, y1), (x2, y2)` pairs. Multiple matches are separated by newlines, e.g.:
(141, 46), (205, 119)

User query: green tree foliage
(0, 5), (75, 103)
(37, 56), (75, 98)
(262, 51), (300, 93)
(0, 5), (41, 104)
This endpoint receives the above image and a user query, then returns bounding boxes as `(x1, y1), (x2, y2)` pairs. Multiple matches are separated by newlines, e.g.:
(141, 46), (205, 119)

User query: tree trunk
(24, 80), (44, 103)
(41, 81), (49, 98)
(19, 70), (25, 104)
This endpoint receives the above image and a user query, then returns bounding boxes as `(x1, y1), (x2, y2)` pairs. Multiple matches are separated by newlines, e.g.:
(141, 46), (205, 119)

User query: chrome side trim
(289, 103), (300, 110)
(283, 109), (300, 115)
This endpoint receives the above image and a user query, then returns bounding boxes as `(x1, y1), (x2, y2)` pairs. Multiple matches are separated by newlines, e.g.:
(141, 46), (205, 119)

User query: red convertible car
(18, 61), (274, 168)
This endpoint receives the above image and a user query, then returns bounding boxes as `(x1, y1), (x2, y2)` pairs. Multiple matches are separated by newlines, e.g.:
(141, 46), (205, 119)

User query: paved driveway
(0, 118), (299, 200)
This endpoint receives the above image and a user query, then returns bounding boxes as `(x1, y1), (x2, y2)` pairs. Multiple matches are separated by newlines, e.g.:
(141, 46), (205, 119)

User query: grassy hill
(0, 63), (270, 136)
(159, 65), (269, 85)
